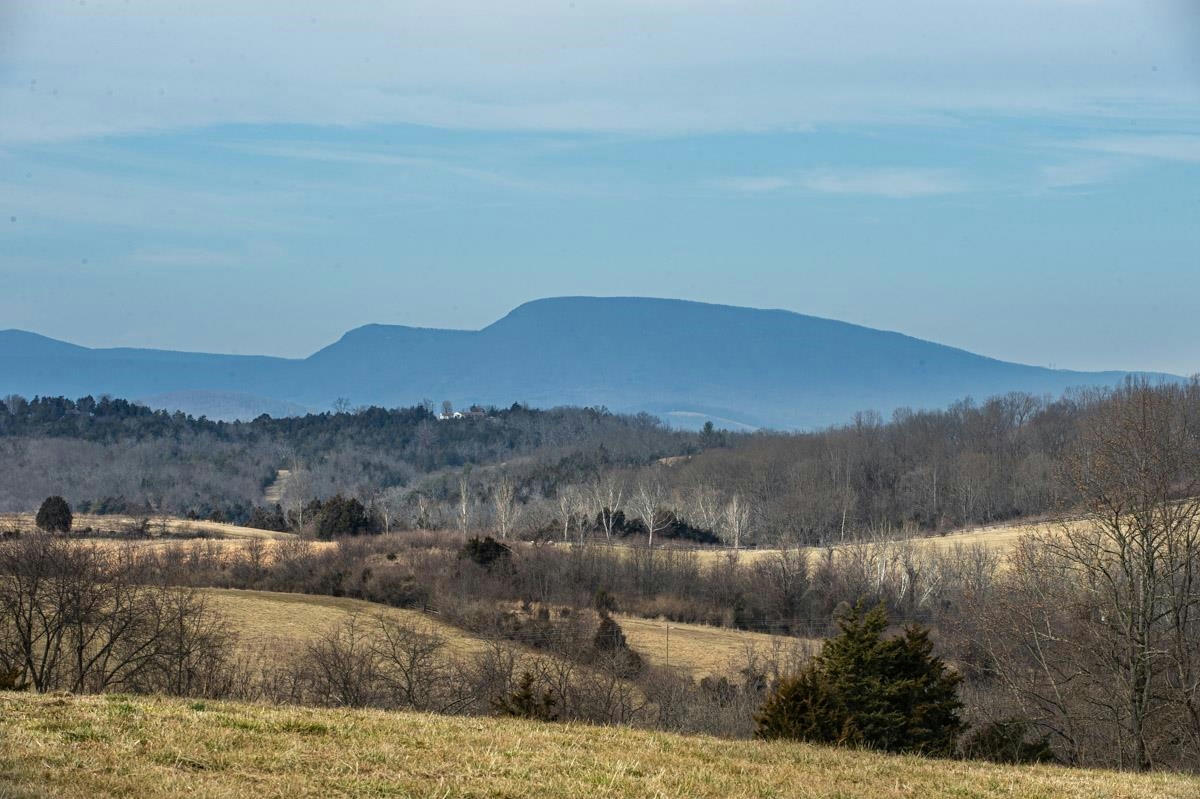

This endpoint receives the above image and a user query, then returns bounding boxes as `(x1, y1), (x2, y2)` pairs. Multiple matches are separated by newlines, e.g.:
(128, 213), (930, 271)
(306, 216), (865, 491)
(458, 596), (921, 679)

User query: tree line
(0, 396), (695, 522)
(5, 383), (1196, 549)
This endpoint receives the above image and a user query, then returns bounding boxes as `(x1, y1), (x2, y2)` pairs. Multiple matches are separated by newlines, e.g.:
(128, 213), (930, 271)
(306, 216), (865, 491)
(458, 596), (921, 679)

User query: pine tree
(312, 495), (375, 539)
(593, 613), (629, 652)
(756, 603), (963, 755)
(592, 612), (643, 677)
(493, 671), (558, 721)
(35, 496), (72, 534)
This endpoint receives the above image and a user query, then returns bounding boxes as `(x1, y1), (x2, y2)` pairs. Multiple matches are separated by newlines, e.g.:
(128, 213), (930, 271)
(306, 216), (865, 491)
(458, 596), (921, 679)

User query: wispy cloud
(235, 144), (442, 169)
(130, 246), (245, 268)
(713, 168), (966, 198)
(797, 168), (966, 198)
(1039, 158), (1128, 190)
(1072, 134), (1200, 164)
(2, 1), (1198, 142)
(231, 142), (545, 191)
(0, 161), (326, 233)
(709, 176), (792, 193)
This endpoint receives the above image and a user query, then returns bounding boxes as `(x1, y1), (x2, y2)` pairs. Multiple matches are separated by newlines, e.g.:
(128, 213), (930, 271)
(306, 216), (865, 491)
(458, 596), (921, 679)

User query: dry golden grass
(0, 512), (296, 540)
(615, 614), (814, 679)
(1, 692), (1196, 799)
(687, 517), (1071, 568)
(203, 588), (487, 658)
(584, 522), (1039, 571)
(203, 588), (807, 680)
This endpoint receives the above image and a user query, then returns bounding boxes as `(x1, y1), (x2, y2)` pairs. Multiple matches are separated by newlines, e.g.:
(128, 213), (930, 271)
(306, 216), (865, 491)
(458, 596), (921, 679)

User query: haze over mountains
(0, 297), (1180, 430)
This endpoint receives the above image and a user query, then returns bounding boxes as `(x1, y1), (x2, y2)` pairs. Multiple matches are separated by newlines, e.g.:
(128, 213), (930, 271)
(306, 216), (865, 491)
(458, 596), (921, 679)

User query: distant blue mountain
(0, 297), (1181, 428)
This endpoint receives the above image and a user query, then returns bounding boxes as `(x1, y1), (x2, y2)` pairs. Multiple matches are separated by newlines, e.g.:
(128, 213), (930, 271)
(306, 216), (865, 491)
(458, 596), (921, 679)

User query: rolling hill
(0, 296), (1179, 428)
(3, 692), (1197, 798)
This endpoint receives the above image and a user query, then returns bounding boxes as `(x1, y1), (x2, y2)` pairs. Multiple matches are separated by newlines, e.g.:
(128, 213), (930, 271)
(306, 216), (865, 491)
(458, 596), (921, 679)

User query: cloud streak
(714, 168), (967, 198)
(1073, 135), (1200, 164)
(1, 1), (1197, 142)
(711, 176), (792, 193)
(1039, 158), (1128, 190)
(797, 168), (966, 198)
(229, 143), (544, 191)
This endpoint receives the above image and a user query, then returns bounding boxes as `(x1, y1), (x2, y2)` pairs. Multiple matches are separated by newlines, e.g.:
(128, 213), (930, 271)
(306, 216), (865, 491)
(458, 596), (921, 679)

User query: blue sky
(1, 1), (1199, 375)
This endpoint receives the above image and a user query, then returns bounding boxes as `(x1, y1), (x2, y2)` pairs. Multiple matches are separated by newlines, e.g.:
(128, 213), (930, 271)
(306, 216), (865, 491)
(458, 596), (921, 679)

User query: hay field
(615, 614), (814, 679)
(0, 511), (296, 540)
(203, 588), (486, 658)
(687, 516), (1068, 567)
(2, 692), (1196, 799)
(203, 589), (796, 680)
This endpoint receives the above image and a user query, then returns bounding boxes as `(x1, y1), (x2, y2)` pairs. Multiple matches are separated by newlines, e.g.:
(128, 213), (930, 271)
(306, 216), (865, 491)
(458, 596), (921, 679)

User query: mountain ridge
(0, 297), (1182, 428)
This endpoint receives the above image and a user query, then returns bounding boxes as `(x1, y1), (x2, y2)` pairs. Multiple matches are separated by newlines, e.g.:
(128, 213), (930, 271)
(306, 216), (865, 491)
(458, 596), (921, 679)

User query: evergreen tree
(493, 671), (558, 721)
(34, 496), (72, 533)
(247, 503), (288, 532)
(593, 613), (629, 652)
(756, 603), (963, 755)
(312, 495), (376, 539)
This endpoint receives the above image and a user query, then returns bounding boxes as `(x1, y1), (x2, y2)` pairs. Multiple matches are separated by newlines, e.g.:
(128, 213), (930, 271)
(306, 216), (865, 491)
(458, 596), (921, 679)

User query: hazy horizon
(2, 2), (1199, 375)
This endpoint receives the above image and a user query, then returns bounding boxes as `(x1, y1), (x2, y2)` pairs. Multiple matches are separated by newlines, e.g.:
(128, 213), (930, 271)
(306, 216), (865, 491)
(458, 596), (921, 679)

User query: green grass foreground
(1, 693), (1197, 799)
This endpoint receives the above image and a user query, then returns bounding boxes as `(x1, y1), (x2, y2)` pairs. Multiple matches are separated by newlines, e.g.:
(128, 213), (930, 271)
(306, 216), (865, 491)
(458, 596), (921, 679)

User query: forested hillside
(4, 381), (1194, 543)
(0, 395), (690, 522)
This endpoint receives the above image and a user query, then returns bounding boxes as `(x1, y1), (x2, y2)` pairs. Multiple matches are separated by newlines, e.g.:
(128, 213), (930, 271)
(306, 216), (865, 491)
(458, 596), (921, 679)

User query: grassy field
(1, 507), (1048, 556)
(0, 512), (295, 540)
(615, 614), (813, 678)
(685, 516), (1060, 568)
(203, 588), (798, 679)
(203, 588), (487, 658)
(1, 692), (1196, 799)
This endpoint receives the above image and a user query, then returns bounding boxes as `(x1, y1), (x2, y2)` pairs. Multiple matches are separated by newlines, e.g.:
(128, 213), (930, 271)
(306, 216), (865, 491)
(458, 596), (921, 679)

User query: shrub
(493, 671), (558, 721)
(755, 603), (963, 755)
(593, 589), (617, 614)
(35, 496), (72, 533)
(961, 719), (1058, 764)
(459, 536), (511, 568)
(0, 668), (29, 691)
(247, 503), (289, 532)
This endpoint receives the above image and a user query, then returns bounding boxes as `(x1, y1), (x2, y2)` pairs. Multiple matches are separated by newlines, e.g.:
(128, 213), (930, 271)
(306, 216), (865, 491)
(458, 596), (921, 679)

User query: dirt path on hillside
(263, 469), (291, 505)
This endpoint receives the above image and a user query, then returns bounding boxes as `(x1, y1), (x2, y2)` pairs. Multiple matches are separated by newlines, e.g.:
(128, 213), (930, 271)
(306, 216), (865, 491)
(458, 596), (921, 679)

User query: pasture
(2, 692), (1196, 799)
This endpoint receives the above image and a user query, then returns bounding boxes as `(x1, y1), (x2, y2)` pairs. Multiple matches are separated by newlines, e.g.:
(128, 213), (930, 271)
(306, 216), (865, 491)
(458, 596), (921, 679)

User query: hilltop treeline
(3, 381), (1195, 544)
(0, 395), (692, 520)
(665, 392), (1079, 544)
(443, 383), (1193, 546)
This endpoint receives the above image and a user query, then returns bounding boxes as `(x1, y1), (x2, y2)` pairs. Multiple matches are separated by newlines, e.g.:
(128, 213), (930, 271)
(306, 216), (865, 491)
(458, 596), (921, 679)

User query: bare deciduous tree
(982, 380), (1200, 771)
(457, 471), (473, 539)
(634, 474), (671, 549)
(556, 485), (580, 542)
(688, 484), (723, 533)
(491, 473), (519, 540)
(281, 467), (313, 529)
(0, 534), (232, 695)
(298, 613), (379, 708)
(722, 493), (751, 551)
(370, 615), (456, 711)
(588, 473), (626, 541)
